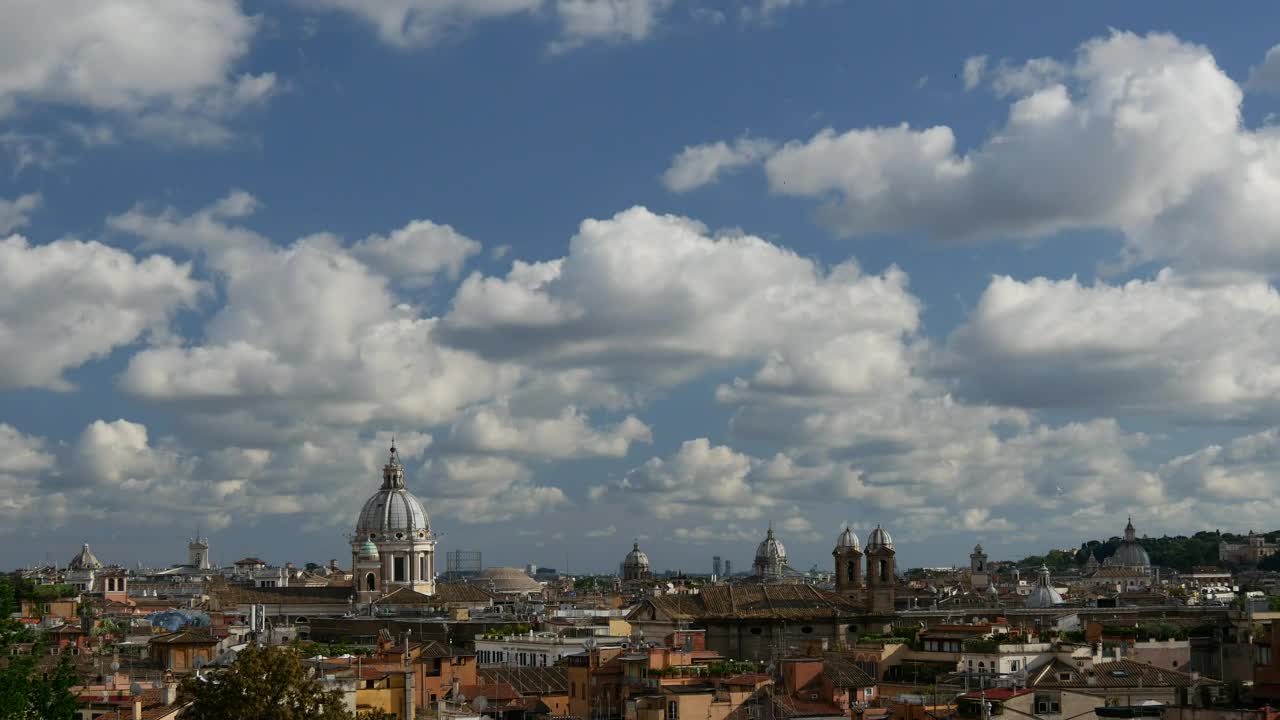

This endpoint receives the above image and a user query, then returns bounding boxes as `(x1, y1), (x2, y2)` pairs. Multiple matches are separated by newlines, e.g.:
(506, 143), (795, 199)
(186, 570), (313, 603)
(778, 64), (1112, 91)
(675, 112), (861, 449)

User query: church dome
(355, 445), (430, 540)
(69, 543), (103, 571)
(1108, 517), (1150, 568)
(358, 540), (380, 560)
(1025, 565), (1064, 608)
(866, 525), (894, 551)
(756, 526), (787, 565)
(835, 527), (860, 552)
(623, 541), (650, 570)
(1111, 542), (1151, 568)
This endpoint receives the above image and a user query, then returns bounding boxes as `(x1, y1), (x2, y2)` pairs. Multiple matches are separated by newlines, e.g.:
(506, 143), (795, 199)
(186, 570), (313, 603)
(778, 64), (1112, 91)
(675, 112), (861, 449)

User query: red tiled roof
(459, 682), (522, 702)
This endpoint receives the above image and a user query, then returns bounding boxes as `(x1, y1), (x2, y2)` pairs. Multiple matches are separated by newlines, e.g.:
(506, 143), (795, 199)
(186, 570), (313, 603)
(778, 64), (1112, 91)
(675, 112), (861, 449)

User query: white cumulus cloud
(0, 234), (203, 391)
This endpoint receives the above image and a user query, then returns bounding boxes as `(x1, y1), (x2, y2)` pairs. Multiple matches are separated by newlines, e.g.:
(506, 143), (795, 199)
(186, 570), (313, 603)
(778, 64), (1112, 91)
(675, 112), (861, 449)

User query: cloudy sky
(4, 2), (1280, 575)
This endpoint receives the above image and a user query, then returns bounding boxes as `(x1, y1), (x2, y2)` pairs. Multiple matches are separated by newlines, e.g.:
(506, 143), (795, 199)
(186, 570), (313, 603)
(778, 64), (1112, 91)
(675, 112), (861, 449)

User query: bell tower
(864, 524), (896, 615)
(832, 526), (862, 598)
(970, 543), (989, 590)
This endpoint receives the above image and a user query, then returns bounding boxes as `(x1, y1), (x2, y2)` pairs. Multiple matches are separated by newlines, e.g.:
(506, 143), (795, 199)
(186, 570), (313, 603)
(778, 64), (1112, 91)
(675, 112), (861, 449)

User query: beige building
(1219, 530), (1278, 567)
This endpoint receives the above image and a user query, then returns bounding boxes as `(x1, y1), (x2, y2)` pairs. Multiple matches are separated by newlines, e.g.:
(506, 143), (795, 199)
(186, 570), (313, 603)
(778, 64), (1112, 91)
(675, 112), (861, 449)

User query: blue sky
(5, 1), (1280, 575)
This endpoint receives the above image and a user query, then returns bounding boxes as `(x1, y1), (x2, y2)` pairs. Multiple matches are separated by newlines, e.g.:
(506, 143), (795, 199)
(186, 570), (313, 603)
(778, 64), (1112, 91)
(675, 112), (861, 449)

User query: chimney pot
(133, 699), (144, 720)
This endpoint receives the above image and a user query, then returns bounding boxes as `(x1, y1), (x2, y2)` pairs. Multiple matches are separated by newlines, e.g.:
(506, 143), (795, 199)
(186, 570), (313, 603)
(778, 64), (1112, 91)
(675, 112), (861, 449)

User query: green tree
(0, 575), (80, 720)
(179, 644), (354, 720)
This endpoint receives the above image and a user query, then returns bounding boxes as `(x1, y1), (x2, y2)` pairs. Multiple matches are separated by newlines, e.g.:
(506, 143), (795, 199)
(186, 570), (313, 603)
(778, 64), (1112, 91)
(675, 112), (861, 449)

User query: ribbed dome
(69, 543), (103, 571)
(358, 540), (380, 560)
(835, 527), (860, 551)
(973, 543), (984, 554)
(624, 541), (650, 569)
(1024, 565), (1063, 608)
(1110, 542), (1151, 568)
(866, 525), (894, 551)
(756, 526), (787, 564)
(355, 445), (430, 540)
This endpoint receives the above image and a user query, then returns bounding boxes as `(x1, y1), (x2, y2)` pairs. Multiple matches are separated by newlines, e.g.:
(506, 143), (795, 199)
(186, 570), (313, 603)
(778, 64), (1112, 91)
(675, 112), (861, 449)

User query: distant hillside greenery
(1017, 530), (1280, 573)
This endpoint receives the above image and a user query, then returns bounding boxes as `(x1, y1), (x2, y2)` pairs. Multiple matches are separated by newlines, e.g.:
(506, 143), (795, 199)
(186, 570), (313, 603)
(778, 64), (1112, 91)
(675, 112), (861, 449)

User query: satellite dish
(583, 637), (597, 651)
(474, 696), (489, 712)
(194, 657), (206, 669)
(111, 661), (120, 672)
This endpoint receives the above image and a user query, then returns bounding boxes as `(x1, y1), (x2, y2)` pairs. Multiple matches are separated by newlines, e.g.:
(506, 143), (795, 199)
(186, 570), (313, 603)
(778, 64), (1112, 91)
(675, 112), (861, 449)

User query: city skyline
(7, 3), (1280, 571)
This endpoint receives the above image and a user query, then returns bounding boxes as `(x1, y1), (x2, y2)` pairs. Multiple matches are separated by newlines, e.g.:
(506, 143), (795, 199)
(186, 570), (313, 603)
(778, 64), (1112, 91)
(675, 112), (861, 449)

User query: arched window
(879, 559), (889, 581)
(366, 573), (376, 591)
(846, 561), (856, 580)
(978, 662), (986, 673)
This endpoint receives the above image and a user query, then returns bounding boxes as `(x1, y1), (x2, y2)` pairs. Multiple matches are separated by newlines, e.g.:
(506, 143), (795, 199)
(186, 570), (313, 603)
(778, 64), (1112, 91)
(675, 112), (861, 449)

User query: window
(421, 556), (428, 580)
(750, 627), (763, 635)
(1035, 695), (1060, 714)
(667, 701), (679, 720)
(366, 573), (376, 591)
(801, 626), (814, 634)
(1057, 672), (1072, 681)
(1258, 645), (1273, 667)
(1010, 661), (1019, 672)
(394, 556), (406, 582)
(847, 561), (857, 579)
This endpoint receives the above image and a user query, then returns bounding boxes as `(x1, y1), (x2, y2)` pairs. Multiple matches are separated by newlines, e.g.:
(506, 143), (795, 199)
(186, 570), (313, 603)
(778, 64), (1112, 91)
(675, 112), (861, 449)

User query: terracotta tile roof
(212, 585), (352, 606)
(821, 654), (876, 688)
(460, 682), (522, 702)
(1028, 659), (1215, 689)
(417, 640), (467, 659)
(373, 587), (436, 606)
(636, 585), (862, 621)
(149, 629), (218, 646)
(1090, 567), (1149, 578)
(433, 583), (498, 604)
(479, 666), (569, 695)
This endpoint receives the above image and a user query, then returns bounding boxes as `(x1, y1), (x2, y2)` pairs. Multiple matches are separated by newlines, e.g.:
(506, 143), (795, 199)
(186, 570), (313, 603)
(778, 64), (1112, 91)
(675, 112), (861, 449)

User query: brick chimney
(162, 681), (179, 705)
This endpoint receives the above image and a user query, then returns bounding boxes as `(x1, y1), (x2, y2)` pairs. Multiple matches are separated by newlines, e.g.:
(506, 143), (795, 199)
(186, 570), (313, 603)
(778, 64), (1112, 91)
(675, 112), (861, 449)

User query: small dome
(358, 541), (380, 560)
(69, 543), (103, 571)
(835, 527), (860, 552)
(973, 543), (984, 554)
(1024, 565), (1064, 608)
(476, 567), (543, 594)
(866, 525), (894, 551)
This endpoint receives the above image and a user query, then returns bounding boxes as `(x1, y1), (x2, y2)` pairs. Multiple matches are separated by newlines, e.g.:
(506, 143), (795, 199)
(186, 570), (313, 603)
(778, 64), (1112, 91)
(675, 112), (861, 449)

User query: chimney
(133, 699), (143, 720)
(1114, 647), (1121, 661)
(162, 681), (178, 705)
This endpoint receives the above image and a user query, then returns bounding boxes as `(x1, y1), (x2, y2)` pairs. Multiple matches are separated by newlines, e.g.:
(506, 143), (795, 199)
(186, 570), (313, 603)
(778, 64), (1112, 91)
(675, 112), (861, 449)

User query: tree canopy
(179, 644), (354, 720)
(0, 576), (80, 720)
(1017, 530), (1258, 572)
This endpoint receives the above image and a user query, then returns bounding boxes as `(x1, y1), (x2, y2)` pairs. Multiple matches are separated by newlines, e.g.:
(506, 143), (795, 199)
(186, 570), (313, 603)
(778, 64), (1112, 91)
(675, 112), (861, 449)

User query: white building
(474, 632), (626, 667)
